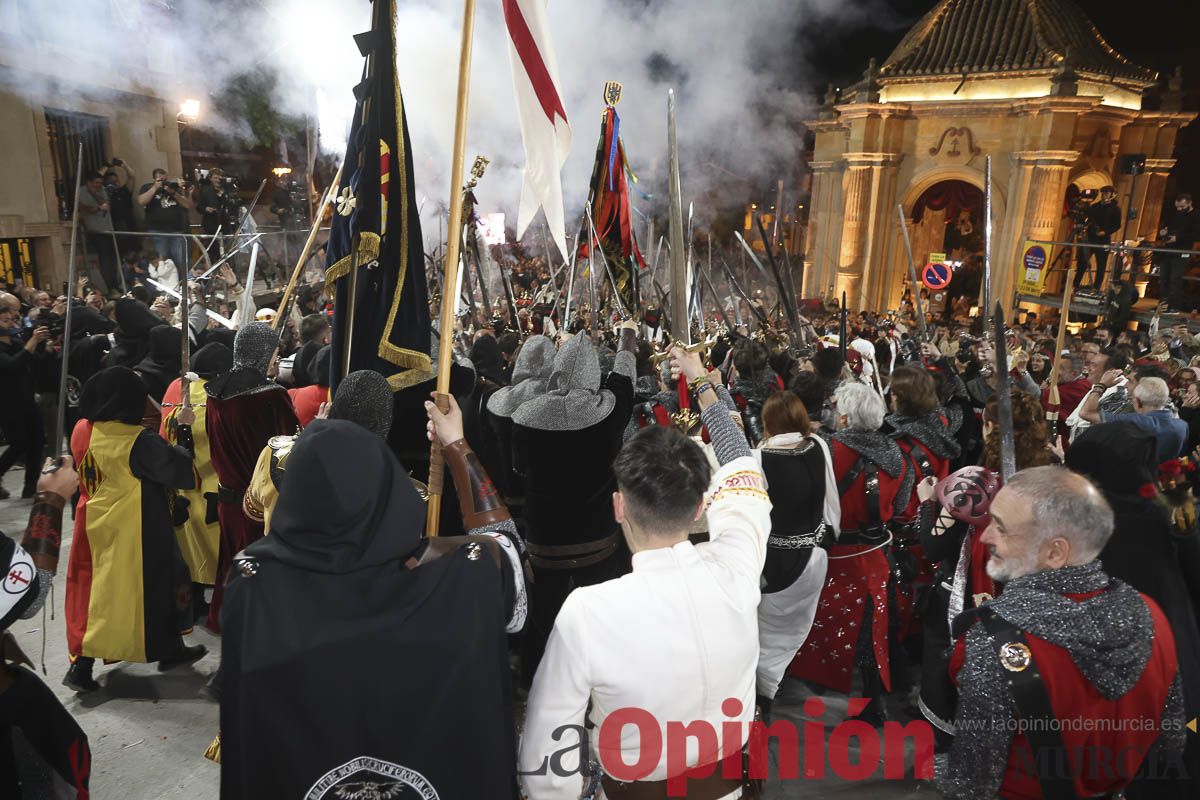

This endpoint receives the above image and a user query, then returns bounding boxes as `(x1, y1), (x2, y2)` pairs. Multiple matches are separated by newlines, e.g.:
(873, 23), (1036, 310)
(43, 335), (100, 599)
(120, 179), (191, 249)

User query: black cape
(220, 421), (517, 799)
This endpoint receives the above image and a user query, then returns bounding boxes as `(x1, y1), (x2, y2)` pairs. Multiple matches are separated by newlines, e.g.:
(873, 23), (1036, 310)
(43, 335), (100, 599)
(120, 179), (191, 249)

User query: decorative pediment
(929, 127), (981, 165)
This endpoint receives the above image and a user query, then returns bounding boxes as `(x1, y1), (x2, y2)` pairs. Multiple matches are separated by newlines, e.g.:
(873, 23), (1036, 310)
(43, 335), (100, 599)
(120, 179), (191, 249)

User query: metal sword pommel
(648, 336), (715, 367)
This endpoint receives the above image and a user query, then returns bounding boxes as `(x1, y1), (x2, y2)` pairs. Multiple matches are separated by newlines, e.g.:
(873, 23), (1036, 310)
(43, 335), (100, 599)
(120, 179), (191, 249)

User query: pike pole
(53, 143), (85, 459)
(426, 0), (476, 537)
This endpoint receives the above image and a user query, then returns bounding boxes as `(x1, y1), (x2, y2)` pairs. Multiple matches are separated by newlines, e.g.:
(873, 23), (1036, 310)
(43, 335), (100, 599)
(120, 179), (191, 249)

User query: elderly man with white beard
(938, 466), (1185, 799)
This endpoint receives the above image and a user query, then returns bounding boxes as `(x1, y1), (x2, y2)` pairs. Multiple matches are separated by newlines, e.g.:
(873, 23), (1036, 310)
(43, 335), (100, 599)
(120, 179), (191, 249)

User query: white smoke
(5, 0), (880, 244)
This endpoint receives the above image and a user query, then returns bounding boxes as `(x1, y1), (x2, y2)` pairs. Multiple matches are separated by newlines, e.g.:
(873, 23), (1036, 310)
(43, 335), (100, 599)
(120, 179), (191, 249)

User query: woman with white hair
(788, 381), (911, 725)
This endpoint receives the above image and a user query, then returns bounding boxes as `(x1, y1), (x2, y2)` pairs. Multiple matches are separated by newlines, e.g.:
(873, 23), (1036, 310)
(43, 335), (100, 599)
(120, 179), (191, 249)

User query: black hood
(190, 342), (233, 379)
(80, 366), (147, 425)
(247, 420), (423, 573)
(291, 340), (323, 388)
(469, 335), (506, 386)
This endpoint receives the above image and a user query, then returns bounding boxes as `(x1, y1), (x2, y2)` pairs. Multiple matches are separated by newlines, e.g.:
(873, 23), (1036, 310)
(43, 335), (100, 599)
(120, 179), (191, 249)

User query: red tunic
(950, 591), (1178, 798)
(205, 387), (298, 631)
(288, 384), (328, 428)
(1042, 377), (1092, 446)
(788, 439), (906, 693)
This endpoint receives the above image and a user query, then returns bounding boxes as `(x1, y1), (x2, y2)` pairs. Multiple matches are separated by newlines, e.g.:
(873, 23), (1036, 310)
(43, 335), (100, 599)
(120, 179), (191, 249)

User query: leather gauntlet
(443, 439), (511, 531)
(22, 491), (65, 575)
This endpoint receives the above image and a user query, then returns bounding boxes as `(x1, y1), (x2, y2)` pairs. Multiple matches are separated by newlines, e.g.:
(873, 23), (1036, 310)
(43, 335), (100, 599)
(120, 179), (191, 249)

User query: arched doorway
(906, 179), (985, 311)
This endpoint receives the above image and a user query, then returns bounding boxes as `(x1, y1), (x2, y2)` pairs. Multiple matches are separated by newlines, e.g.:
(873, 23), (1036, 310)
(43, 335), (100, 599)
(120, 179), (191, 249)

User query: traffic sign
(922, 262), (952, 291)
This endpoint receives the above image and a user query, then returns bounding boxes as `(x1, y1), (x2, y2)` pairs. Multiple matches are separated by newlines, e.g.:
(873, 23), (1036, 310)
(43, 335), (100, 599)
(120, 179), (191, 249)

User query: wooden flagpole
(426, 0), (477, 537)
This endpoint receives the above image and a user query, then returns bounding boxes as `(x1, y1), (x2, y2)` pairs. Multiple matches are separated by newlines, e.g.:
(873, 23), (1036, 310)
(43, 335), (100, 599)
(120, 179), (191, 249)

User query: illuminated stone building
(803, 0), (1195, 312)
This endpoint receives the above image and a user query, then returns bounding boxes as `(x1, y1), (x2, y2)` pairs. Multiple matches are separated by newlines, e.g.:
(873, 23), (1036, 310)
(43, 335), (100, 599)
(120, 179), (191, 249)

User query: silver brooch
(466, 543), (482, 561)
(236, 558), (259, 577)
(999, 641), (1032, 672)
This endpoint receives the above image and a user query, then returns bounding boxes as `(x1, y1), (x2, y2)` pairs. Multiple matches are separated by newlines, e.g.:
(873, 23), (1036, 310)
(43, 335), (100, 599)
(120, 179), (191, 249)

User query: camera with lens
(41, 311), (67, 339)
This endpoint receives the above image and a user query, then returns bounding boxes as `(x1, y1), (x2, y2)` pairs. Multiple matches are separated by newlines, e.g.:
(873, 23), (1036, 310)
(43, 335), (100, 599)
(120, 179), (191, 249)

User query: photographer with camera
(103, 159), (137, 254)
(138, 168), (193, 281)
(270, 172), (308, 287)
(0, 293), (48, 499)
(1074, 186), (1122, 292)
(198, 168), (240, 259)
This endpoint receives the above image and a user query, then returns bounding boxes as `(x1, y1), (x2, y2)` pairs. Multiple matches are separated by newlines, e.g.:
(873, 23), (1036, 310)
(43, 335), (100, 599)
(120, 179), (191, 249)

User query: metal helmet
(936, 466), (1001, 526)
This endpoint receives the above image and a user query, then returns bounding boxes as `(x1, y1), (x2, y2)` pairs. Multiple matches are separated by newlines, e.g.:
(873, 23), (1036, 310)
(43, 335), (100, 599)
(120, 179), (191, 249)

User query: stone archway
(877, 166), (1006, 312)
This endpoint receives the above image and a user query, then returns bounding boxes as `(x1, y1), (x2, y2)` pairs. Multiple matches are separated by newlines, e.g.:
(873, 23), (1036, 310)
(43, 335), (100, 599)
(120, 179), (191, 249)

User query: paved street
(2, 465), (931, 798)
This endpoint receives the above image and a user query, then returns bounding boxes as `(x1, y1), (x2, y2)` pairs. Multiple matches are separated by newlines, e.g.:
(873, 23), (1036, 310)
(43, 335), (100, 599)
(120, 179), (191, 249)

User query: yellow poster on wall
(1016, 241), (1051, 295)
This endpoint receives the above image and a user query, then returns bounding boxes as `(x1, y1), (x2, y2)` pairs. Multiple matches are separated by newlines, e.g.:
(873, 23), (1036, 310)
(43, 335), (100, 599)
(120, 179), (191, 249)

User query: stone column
(1002, 151), (1076, 303)
(1139, 159), (1175, 240)
(804, 160), (843, 299)
(836, 156), (875, 308)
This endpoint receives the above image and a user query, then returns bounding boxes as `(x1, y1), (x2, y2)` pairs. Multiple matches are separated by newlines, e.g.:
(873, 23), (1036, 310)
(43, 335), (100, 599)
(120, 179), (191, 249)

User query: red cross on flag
(503, 0), (571, 259)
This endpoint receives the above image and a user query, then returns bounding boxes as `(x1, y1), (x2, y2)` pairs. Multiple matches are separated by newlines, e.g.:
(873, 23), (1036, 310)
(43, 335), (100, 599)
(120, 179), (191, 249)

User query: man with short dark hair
(940, 466), (1183, 799)
(1075, 186), (1121, 290)
(519, 346), (770, 798)
(290, 313), (331, 388)
(1041, 351), (1091, 444)
(1157, 194), (1199, 313)
(138, 168), (194, 280)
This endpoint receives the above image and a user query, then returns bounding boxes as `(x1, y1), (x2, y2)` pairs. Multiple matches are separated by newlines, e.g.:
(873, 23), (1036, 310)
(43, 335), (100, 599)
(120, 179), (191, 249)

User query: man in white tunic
(519, 348), (771, 799)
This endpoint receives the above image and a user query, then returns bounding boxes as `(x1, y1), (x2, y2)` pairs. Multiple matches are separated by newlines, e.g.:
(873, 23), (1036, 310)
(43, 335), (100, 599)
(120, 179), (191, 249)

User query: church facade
(803, 0), (1195, 313)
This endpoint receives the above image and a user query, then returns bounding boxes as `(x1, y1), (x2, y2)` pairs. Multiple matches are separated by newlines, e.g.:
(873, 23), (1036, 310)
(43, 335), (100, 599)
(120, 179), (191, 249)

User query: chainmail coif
(330, 369), (393, 439)
(233, 321), (279, 373)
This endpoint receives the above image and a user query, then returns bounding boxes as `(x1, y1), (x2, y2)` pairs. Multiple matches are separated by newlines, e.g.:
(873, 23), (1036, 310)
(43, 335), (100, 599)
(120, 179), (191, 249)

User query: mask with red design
(936, 466), (1001, 526)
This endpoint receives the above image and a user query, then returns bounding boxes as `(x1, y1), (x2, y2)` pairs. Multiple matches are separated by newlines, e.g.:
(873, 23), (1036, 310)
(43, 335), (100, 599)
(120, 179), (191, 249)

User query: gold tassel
(204, 732), (221, 764)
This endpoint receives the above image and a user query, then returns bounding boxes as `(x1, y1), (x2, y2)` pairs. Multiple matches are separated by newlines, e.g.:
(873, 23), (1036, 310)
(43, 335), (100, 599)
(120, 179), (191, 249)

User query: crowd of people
(1, 246), (1199, 798)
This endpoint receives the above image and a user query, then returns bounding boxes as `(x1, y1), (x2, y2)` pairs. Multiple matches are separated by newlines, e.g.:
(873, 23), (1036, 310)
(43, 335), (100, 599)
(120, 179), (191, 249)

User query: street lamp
(178, 99), (200, 123)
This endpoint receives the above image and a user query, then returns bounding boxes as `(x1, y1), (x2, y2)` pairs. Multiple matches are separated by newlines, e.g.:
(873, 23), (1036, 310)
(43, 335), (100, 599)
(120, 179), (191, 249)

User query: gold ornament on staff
(604, 80), (622, 107)
(467, 155), (490, 189)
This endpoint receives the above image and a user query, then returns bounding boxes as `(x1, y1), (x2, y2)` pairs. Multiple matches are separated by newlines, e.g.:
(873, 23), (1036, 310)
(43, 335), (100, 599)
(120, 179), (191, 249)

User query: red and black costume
(789, 429), (909, 707)
(204, 323), (299, 632)
(939, 561), (1184, 799)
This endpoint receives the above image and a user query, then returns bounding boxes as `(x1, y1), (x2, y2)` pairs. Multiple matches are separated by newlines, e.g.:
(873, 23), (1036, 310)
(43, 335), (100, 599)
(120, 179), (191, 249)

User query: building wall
(0, 0), (185, 291)
(805, 90), (1194, 314)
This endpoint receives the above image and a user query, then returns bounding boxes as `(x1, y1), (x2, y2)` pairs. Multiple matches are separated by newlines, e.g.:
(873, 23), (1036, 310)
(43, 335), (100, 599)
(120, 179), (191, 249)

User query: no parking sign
(921, 261), (952, 291)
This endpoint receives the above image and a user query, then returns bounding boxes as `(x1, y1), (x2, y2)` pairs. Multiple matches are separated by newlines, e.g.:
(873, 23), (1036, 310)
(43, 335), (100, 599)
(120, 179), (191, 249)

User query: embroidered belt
(768, 523), (826, 550)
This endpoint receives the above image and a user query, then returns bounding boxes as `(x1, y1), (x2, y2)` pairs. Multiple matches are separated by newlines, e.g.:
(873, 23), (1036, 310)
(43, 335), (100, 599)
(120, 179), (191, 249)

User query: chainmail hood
(887, 407), (963, 460)
(233, 321), (279, 373)
(330, 369), (393, 439)
(833, 428), (912, 516)
(511, 334), (615, 431)
(962, 561), (1152, 698)
(938, 560), (1180, 799)
(487, 335), (554, 419)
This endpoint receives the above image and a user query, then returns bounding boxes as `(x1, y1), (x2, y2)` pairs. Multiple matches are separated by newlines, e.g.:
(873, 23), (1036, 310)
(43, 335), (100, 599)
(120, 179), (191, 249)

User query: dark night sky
(799, 0), (1200, 99)
(791, 0), (1200, 197)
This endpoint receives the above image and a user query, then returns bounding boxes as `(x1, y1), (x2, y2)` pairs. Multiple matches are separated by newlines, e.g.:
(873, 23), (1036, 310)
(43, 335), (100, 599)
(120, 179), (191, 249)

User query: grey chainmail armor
(487, 335), (555, 419)
(233, 321), (279, 373)
(701, 384), (751, 466)
(938, 560), (1186, 798)
(512, 333), (634, 431)
(329, 370), (393, 439)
